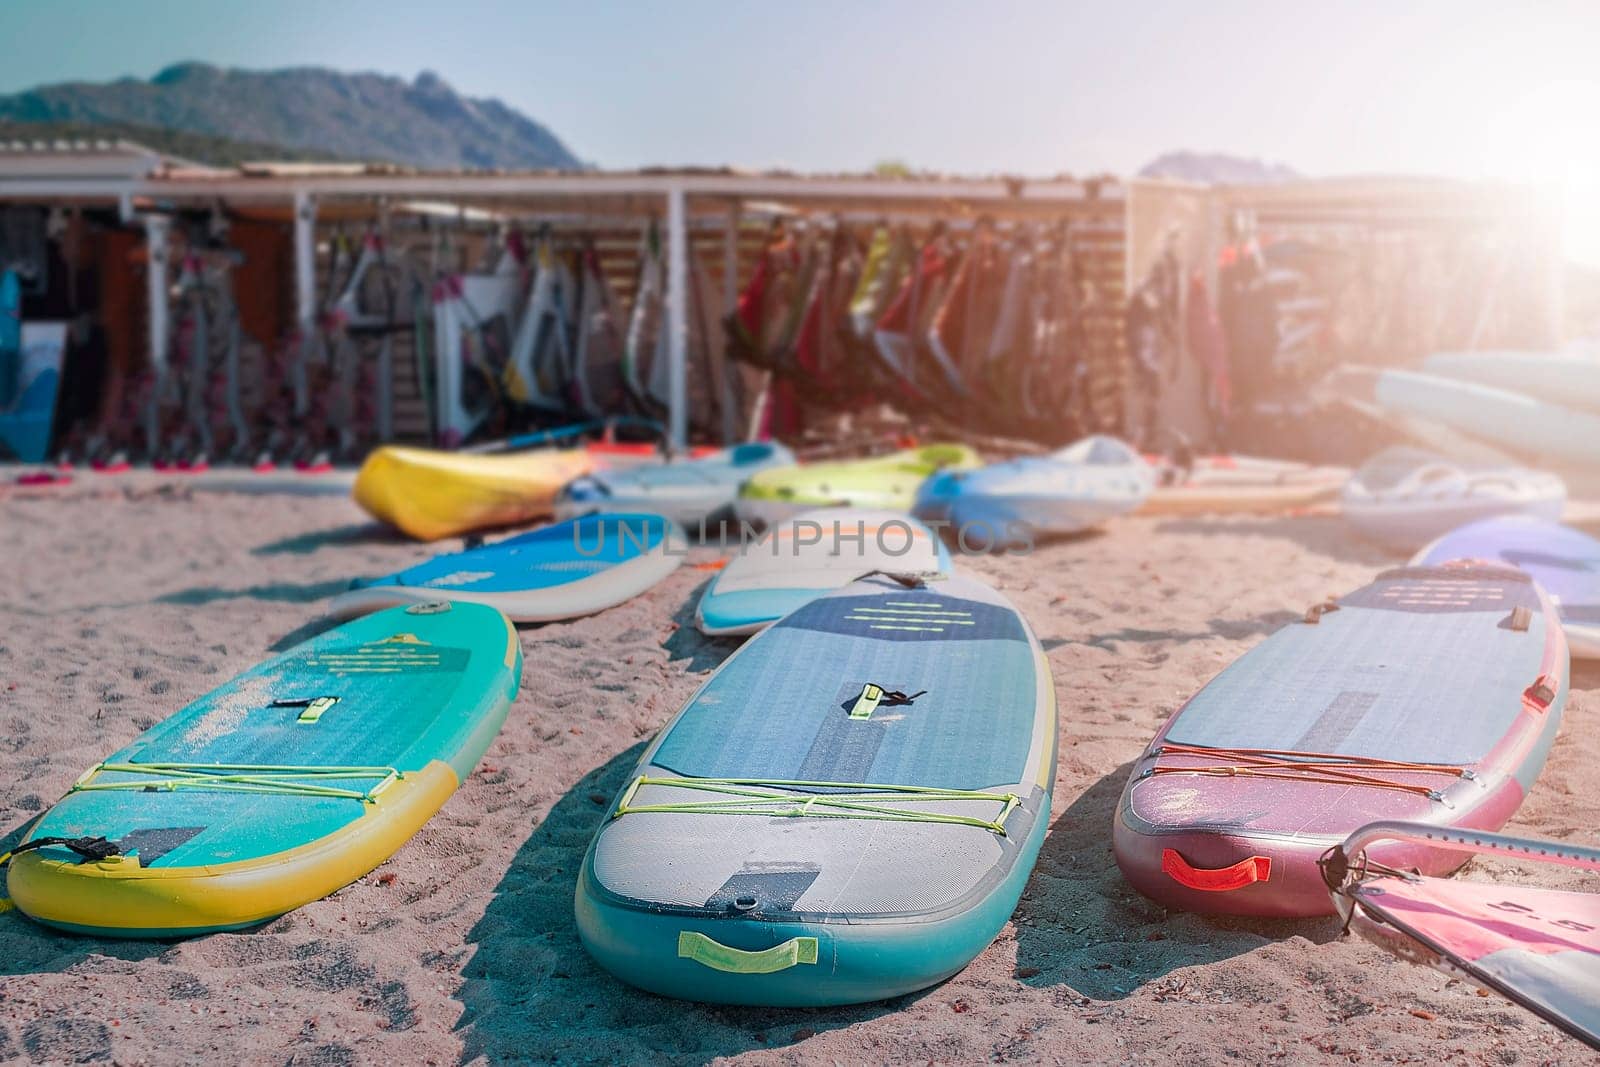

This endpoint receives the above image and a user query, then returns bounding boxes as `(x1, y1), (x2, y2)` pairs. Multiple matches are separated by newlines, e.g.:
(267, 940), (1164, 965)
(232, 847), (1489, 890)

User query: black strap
(855, 570), (939, 589)
(2, 836), (121, 865)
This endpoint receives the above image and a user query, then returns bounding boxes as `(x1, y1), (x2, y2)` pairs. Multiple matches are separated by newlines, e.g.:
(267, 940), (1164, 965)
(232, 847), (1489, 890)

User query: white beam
(664, 183), (689, 448)
(0, 171), (1123, 208)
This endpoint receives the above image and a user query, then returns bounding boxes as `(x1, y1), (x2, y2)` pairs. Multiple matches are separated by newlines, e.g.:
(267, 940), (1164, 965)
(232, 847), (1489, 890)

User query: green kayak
(734, 444), (980, 525)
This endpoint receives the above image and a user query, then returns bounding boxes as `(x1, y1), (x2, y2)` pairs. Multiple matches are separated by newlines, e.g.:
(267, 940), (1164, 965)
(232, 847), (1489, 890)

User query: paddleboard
(330, 514), (684, 623)
(1412, 516), (1600, 658)
(1375, 369), (1600, 469)
(1341, 447), (1566, 552)
(1114, 562), (1568, 917)
(0, 322), (66, 464)
(576, 572), (1056, 1006)
(1138, 454), (1348, 515)
(3, 601), (520, 937)
(556, 442), (795, 530)
(353, 445), (595, 541)
(915, 435), (1152, 543)
(735, 444), (981, 527)
(0, 270), (18, 410)
(1425, 350), (1600, 416)
(696, 508), (953, 637)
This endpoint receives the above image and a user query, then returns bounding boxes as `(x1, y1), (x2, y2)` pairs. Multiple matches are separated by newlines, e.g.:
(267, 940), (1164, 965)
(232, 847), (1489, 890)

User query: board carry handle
(1161, 848), (1271, 892)
(676, 931), (819, 974)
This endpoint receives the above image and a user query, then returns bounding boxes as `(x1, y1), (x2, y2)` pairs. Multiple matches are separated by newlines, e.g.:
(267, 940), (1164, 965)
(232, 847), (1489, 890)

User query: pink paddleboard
(1114, 563), (1569, 917)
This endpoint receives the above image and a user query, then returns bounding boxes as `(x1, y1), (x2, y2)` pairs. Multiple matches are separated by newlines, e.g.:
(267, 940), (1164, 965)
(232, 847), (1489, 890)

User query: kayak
(353, 446), (596, 541)
(915, 435), (1152, 545)
(736, 444), (981, 527)
(1341, 447), (1566, 552)
(1139, 455), (1348, 515)
(556, 442), (795, 530)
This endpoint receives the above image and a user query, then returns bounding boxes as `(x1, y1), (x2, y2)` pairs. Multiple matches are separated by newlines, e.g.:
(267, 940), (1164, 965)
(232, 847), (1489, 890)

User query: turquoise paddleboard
(4, 601), (521, 937)
(578, 572), (1056, 1006)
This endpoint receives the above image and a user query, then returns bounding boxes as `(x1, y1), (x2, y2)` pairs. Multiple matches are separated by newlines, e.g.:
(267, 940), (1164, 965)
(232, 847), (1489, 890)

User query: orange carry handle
(1160, 848), (1271, 892)
(1523, 674), (1558, 711)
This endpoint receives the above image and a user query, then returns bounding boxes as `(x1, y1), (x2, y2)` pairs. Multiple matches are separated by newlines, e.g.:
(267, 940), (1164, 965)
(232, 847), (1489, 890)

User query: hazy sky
(2, 0), (1599, 184)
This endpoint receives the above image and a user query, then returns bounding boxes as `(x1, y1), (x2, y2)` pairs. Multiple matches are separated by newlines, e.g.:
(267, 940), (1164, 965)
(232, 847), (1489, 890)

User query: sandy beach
(1, 480), (1596, 1065)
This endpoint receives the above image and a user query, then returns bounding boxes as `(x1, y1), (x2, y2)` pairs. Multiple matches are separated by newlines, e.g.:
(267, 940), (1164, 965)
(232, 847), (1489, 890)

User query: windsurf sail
(1321, 820), (1600, 1050)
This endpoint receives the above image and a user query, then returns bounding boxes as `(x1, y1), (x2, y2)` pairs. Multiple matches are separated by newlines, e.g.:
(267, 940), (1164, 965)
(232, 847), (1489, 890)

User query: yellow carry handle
(676, 931), (819, 974)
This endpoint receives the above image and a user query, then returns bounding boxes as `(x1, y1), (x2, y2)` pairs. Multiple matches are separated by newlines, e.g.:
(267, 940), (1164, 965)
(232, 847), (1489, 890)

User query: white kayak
(555, 442), (794, 531)
(1341, 447), (1566, 552)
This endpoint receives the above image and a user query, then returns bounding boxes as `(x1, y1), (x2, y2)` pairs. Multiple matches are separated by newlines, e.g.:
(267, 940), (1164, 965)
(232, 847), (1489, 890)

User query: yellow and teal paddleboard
(3, 601), (521, 937)
(735, 444), (980, 526)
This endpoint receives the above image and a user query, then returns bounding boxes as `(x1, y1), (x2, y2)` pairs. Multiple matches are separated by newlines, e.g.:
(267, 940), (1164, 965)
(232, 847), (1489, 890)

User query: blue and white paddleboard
(0, 321), (66, 463)
(330, 513), (684, 623)
(555, 441), (794, 530)
(695, 508), (953, 637)
(914, 434), (1152, 545)
(1413, 515), (1600, 659)
(0, 270), (19, 410)
(577, 572), (1056, 1006)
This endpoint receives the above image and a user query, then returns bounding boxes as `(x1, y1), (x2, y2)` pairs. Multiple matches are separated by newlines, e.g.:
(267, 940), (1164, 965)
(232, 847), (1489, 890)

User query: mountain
(0, 63), (583, 171)
(1138, 151), (1300, 185)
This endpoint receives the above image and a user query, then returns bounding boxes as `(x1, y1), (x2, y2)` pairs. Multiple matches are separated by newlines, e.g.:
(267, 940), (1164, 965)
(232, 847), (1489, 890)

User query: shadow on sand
(660, 574), (742, 673)
(1013, 761), (1341, 1000)
(0, 816), (170, 978)
(252, 522), (406, 557)
(453, 743), (913, 1064)
(267, 615), (347, 652)
(155, 579), (353, 607)
(1154, 514), (1397, 567)
(1046, 609), (1300, 654)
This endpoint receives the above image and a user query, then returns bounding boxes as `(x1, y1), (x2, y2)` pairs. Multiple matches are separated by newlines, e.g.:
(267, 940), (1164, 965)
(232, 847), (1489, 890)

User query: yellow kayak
(354, 445), (596, 540)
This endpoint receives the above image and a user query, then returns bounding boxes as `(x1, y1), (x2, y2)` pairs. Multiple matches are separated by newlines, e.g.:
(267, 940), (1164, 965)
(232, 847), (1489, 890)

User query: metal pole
(143, 215), (171, 375)
(719, 202), (742, 443)
(292, 189), (317, 416)
(722, 204), (740, 314)
(141, 213), (171, 458)
(664, 182), (689, 448)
